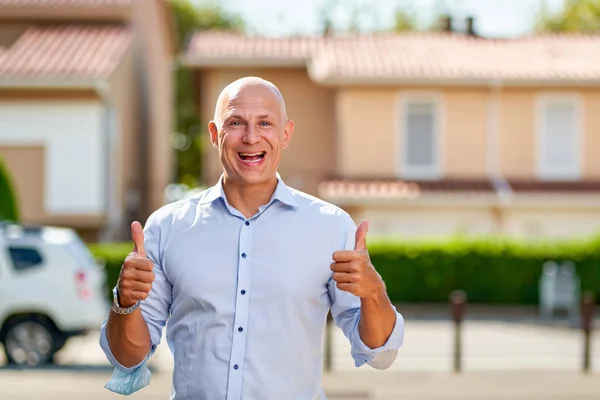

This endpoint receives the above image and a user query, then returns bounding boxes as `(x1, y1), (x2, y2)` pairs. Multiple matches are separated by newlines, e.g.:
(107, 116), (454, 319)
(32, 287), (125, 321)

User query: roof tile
(186, 31), (600, 83)
(0, 0), (133, 7)
(0, 24), (133, 79)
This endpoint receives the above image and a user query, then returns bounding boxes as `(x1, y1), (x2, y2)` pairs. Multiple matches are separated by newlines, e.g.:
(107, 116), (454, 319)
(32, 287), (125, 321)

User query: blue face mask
(104, 360), (152, 395)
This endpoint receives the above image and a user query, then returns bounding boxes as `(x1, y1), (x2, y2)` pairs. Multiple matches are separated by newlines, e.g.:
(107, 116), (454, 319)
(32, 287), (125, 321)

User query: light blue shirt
(100, 174), (404, 399)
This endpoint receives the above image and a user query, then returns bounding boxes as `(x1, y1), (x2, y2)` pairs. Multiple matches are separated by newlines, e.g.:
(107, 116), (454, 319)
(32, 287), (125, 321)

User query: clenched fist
(116, 221), (155, 308)
(331, 220), (384, 299)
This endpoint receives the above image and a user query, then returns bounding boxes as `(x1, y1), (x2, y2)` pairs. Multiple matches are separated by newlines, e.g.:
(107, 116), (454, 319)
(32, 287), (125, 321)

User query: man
(100, 77), (404, 399)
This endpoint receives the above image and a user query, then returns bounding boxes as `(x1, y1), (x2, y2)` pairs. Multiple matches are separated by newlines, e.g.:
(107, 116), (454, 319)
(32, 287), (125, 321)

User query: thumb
(354, 220), (369, 251)
(131, 221), (146, 257)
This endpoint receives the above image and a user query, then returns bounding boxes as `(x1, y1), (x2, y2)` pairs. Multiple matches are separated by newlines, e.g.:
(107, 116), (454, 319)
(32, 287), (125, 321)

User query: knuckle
(139, 292), (149, 300)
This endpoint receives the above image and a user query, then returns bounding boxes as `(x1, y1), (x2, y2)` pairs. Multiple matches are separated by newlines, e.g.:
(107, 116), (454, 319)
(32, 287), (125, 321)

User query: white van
(0, 221), (110, 366)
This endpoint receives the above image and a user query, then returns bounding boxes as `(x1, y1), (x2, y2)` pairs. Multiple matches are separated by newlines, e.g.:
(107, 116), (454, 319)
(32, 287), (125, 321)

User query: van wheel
(3, 317), (57, 367)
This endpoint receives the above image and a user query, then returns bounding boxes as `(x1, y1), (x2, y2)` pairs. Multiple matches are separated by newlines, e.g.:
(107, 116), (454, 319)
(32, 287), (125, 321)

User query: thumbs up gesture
(331, 220), (384, 299)
(116, 221), (155, 308)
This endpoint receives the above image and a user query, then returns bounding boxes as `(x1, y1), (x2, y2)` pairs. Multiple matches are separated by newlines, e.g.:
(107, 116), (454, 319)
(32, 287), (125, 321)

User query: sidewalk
(1, 369), (598, 399)
(322, 370), (600, 399)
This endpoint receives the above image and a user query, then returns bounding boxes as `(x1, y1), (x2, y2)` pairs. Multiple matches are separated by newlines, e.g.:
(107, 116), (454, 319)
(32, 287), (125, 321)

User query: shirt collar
(200, 172), (298, 208)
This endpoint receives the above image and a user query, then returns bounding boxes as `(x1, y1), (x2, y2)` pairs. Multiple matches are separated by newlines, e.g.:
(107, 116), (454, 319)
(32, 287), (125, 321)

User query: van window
(9, 247), (43, 271)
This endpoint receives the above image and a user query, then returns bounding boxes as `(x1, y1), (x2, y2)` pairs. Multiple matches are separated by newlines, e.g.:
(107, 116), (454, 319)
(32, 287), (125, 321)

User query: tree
(0, 156), (20, 222)
(393, 9), (418, 32)
(168, 0), (245, 187)
(534, 0), (600, 33)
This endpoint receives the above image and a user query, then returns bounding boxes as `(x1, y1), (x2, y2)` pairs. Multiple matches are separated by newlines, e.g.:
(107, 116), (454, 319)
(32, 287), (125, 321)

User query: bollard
(450, 290), (467, 373)
(324, 311), (333, 372)
(581, 291), (595, 373)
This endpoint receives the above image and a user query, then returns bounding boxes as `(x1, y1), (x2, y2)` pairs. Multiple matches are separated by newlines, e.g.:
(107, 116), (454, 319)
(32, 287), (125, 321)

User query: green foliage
(88, 242), (133, 298)
(0, 156), (20, 222)
(534, 0), (600, 33)
(168, 0), (245, 186)
(393, 10), (418, 32)
(89, 236), (600, 304)
(369, 236), (600, 304)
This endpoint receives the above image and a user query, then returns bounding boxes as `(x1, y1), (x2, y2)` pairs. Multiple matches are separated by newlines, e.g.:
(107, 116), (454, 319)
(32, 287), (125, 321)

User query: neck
(222, 174), (278, 218)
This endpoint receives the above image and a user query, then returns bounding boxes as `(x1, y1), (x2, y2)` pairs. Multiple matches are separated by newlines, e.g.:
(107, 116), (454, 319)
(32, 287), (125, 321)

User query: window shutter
(406, 101), (435, 168)
(541, 99), (578, 178)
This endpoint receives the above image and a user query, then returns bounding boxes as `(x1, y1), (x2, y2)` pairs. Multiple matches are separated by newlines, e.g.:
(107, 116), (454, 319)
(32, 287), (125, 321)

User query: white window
(537, 95), (582, 180)
(398, 94), (442, 180)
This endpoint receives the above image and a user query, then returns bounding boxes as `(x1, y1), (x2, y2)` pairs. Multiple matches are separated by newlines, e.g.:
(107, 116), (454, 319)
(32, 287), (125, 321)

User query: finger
(336, 282), (356, 293)
(131, 221), (146, 257)
(125, 256), (154, 272)
(354, 220), (369, 251)
(129, 290), (151, 301)
(120, 278), (153, 293)
(330, 261), (359, 273)
(332, 272), (355, 283)
(332, 250), (359, 263)
(121, 265), (154, 286)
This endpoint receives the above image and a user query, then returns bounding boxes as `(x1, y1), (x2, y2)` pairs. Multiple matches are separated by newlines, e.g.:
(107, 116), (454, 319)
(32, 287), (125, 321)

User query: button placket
(225, 219), (254, 400)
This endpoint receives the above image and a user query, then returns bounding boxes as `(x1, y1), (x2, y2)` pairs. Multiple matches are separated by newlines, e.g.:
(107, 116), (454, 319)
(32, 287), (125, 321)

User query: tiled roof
(185, 31), (600, 84)
(318, 178), (600, 201)
(0, 25), (133, 79)
(0, 0), (133, 7)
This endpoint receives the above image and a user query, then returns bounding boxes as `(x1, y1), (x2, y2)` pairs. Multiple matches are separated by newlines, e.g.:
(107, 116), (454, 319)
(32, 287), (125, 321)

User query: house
(182, 30), (600, 240)
(0, 0), (176, 242)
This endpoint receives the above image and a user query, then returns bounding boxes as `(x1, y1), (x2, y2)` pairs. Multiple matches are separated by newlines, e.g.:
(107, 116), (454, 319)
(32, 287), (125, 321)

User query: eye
(229, 120), (243, 126)
(259, 121), (272, 126)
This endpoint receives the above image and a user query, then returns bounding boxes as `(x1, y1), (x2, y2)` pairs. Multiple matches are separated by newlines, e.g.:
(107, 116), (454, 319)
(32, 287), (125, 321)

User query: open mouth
(237, 151), (266, 164)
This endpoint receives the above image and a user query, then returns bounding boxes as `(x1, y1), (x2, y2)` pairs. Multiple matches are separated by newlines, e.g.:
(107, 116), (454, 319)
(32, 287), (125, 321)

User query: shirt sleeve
(326, 213), (405, 369)
(99, 212), (173, 394)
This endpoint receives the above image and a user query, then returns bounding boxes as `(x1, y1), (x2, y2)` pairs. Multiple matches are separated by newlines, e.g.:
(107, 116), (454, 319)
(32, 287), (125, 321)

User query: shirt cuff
(349, 306), (405, 368)
(99, 323), (152, 373)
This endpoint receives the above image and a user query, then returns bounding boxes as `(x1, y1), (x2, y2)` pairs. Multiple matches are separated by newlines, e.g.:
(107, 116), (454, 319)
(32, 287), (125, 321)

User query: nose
(242, 124), (260, 145)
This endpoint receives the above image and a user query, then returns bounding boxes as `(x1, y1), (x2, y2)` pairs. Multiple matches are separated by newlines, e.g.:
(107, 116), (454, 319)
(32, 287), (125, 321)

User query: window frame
(395, 91), (444, 180)
(535, 93), (583, 181)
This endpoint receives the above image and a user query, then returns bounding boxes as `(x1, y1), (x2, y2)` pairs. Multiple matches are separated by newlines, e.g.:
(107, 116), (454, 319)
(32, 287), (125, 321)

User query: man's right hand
(117, 221), (155, 308)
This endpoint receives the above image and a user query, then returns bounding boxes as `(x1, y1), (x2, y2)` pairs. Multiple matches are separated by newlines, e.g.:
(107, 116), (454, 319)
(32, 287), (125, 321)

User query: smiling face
(209, 78), (294, 187)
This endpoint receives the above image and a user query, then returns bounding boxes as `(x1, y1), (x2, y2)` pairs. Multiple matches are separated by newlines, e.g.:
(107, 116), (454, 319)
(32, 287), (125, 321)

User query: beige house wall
(131, 0), (175, 215)
(499, 88), (600, 180)
(336, 87), (488, 179)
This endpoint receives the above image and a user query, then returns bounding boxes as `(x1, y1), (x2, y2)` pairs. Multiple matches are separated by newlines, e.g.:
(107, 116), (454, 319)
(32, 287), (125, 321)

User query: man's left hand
(331, 220), (384, 299)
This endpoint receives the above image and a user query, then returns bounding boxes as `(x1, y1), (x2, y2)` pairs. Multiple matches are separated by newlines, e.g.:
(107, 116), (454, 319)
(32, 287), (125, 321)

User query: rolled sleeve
(348, 306), (404, 368)
(98, 211), (172, 394)
(328, 211), (405, 369)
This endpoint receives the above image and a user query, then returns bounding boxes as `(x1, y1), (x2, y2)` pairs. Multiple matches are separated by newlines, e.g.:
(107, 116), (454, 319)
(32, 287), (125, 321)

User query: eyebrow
(226, 113), (274, 120)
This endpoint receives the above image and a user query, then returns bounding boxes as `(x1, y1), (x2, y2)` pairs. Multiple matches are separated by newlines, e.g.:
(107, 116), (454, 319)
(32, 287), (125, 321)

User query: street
(1, 319), (599, 399)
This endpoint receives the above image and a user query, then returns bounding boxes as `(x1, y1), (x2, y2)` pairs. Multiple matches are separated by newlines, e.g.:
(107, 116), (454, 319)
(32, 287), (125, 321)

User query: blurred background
(1, 0), (600, 399)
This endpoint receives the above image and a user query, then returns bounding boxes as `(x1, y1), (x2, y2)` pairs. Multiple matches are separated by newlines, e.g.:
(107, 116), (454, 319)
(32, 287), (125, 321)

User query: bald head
(213, 76), (288, 129)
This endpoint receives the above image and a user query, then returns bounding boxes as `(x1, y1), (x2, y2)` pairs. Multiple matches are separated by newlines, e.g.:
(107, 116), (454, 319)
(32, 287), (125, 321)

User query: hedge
(89, 236), (600, 305)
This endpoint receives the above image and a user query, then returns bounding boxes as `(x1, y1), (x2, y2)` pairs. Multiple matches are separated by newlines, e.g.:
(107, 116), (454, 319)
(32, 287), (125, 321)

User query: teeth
(239, 152), (265, 157)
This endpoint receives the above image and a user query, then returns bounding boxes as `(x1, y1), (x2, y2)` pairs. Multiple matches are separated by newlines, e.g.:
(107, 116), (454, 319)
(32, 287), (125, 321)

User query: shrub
(89, 236), (600, 304)
(0, 156), (20, 222)
(88, 242), (132, 299)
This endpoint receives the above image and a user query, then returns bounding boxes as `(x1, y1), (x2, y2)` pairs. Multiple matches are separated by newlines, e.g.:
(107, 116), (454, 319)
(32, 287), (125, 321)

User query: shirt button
(238, 327), (243, 332)
(241, 253), (247, 258)
(233, 364), (239, 370)
(245, 221), (250, 226)
(241, 290), (246, 295)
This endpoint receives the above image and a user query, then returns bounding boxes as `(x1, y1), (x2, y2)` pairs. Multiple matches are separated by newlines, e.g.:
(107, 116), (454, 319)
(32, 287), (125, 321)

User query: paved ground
(1, 313), (599, 399)
(1, 369), (599, 399)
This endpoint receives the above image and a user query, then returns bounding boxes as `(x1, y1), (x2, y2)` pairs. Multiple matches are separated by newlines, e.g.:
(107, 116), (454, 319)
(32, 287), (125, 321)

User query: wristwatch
(111, 287), (141, 315)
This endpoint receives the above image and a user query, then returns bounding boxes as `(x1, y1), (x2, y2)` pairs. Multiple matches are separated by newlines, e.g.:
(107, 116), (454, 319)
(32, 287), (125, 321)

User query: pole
(450, 290), (467, 373)
(324, 311), (333, 372)
(581, 291), (595, 373)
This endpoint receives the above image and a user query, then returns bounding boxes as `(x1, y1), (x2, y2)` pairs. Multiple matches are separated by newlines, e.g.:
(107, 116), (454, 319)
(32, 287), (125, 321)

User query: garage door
(0, 101), (106, 215)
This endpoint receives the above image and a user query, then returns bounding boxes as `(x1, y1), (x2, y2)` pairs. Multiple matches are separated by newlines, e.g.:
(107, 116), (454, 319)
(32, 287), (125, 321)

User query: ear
(281, 120), (294, 150)
(208, 121), (219, 148)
